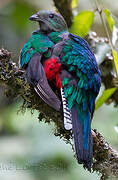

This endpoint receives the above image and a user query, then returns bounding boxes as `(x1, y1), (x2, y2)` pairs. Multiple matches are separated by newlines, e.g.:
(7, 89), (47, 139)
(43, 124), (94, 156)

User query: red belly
(44, 57), (62, 88)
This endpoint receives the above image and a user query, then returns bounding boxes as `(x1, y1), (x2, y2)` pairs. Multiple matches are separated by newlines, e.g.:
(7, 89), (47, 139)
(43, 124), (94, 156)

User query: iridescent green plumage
(20, 31), (54, 67)
(20, 10), (101, 170)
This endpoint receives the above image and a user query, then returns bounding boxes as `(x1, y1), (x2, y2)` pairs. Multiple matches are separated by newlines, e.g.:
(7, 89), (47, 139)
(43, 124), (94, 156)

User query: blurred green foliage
(70, 10), (94, 37)
(71, 0), (78, 9)
(95, 88), (117, 110)
(9, 1), (36, 32)
(104, 8), (115, 31)
(1, 1), (36, 33)
(112, 49), (118, 75)
(104, 8), (118, 32)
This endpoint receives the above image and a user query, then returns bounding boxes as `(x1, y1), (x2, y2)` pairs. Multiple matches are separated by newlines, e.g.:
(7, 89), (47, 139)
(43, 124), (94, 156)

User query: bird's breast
(44, 57), (62, 88)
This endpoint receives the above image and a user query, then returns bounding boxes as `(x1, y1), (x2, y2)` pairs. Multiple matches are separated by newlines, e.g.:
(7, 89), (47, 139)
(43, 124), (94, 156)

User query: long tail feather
(71, 105), (93, 171)
(61, 88), (72, 130)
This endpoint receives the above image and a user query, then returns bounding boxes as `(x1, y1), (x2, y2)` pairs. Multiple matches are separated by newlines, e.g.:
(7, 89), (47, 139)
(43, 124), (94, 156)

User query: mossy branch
(0, 48), (118, 180)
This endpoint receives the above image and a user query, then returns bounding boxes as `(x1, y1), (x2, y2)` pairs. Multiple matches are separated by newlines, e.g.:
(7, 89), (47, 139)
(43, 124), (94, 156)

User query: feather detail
(71, 105), (93, 171)
(61, 88), (72, 130)
(25, 53), (61, 111)
(20, 31), (54, 68)
(44, 57), (62, 88)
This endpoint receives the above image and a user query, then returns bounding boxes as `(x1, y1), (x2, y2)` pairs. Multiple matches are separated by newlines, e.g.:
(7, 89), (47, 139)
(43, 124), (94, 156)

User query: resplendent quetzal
(19, 10), (101, 170)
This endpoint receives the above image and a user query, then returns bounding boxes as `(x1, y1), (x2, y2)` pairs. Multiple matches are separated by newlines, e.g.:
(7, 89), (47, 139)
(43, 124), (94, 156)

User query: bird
(19, 10), (101, 170)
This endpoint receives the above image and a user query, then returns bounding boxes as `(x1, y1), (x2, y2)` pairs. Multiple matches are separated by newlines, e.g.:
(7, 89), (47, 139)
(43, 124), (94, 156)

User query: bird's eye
(49, 14), (54, 18)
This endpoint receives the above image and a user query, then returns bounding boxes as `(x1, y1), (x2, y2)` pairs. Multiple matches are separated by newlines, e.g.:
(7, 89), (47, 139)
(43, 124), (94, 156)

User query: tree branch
(0, 48), (118, 179)
(53, 0), (73, 28)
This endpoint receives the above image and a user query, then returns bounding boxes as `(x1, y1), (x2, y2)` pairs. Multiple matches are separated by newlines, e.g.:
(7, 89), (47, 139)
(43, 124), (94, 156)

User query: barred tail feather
(61, 88), (72, 130)
(71, 105), (93, 171)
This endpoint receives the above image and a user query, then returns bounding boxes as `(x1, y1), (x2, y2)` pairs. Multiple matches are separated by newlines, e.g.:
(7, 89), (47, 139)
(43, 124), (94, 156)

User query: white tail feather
(61, 88), (72, 130)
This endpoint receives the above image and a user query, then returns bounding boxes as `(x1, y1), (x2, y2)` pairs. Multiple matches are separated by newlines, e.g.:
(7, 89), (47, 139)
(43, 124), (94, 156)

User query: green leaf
(70, 10), (94, 37)
(95, 88), (117, 110)
(112, 49), (118, 75)
(71, 0), (78, 9)
(104, 8), (115, 31)
(104, 9), (118, 46)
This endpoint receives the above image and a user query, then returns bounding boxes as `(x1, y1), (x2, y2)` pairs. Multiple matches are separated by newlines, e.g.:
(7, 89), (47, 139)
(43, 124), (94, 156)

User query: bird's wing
(20, 32), (54, 68)
(19, 32), (60, 111)
(25, 53), (61, 111)
(60, 33), (101, 116)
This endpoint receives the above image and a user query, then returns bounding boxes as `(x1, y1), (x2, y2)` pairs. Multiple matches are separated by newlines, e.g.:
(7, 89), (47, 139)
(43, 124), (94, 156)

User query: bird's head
(29, 10), (68, 33)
